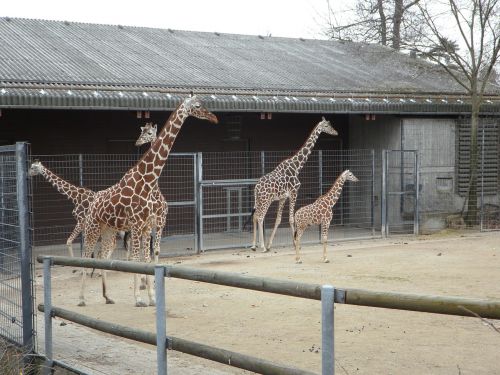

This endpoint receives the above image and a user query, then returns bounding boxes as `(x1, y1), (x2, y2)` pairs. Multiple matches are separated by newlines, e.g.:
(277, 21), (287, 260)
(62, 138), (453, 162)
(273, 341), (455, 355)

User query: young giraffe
(251, 117), (338, 252)
(80, 95), (217, 307)
(293, 169), (358, 264)
(28, 160), (96, 257)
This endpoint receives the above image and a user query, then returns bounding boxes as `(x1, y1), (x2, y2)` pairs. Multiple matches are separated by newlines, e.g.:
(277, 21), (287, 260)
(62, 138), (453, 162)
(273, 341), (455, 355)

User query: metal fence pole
(318, 150), (323, 242)
(414, 152), (420, 235)
(79, 153), (84, 255)
(480, 125), (485, 231)
(371, 150), (376, 236)
(15, 142), (34, 352)
(155, 265), (167, 375)
(193, 154), (199, 252)
(43, 257), (53, 375)
(196, 153), (204, 252)
(381, 150), (387, 238)
(321, 285), (335, 375)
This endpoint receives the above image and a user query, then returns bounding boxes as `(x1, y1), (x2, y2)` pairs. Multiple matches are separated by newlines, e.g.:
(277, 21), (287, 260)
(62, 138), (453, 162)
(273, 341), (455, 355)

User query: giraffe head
(182, 94), (218, 124)
(28, 160), (44, 176)
(135, 122), (158, 146)
(342, 169), (359, 182)
(317, 116), (338, 136)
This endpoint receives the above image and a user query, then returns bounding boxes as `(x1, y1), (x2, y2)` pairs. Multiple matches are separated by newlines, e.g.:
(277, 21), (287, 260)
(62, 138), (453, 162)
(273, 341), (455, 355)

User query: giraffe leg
(130, 228), (148, 307)
(66, 221), (83, 257)
(258, 217), (266, 252)
(140, 231), (153, 291)
(288, 191), (298, 239)
(321, 221), (331, 263)
(266, 198), (286, 251)
(251, 211), (258, 251)
(294, 227), (304, 264)
(100, 229), (116, 304)
(78, 225), (100, 307)
(142, 233), (156, 307)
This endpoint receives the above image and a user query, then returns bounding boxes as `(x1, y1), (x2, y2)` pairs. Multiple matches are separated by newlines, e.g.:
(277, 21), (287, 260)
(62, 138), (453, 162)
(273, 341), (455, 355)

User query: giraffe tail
(242, 208), (256, 231)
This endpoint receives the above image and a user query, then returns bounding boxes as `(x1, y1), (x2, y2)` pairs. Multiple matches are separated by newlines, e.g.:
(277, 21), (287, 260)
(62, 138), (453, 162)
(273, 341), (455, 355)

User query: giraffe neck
(324, 174), (347, 206)
(126, 103), (188, 184)
(288, 125), (322, 175)
(40, 167), (84, 206)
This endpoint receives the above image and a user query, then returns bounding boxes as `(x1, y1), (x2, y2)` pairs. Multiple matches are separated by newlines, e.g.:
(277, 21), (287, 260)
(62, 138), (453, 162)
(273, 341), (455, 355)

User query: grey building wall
(348, 115), (402, 229)
(402, 118), (463, 232)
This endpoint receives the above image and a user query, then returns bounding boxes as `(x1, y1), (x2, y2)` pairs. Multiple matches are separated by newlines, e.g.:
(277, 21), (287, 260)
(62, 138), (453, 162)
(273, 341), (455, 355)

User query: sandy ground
(35, 230), (500, 375)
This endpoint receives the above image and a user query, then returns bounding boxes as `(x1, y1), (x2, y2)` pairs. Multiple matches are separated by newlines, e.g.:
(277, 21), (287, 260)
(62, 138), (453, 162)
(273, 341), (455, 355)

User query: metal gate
(382, 150), (419, 236)
(0, 143), (35, 349)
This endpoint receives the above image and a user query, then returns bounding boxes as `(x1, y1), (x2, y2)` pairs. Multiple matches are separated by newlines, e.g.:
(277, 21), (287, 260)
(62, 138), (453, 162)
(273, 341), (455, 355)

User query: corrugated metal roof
(0, 17), (499, 113)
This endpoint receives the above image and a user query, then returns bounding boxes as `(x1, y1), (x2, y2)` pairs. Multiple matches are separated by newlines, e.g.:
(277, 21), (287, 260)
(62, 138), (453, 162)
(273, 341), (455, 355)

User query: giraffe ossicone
(293, 169), (358, 264)
(251, 117), (338, 252)
(80, 95), (217, 307)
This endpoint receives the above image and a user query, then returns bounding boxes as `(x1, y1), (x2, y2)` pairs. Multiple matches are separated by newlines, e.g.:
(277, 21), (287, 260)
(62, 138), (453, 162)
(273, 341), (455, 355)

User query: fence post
(414, 152), (420, 235)
(371, 149), (376, 236)
(43, 257), (53, 375)
(321, 285), (335, 375)
(79, 153), (84, 255)
(318, 150), (323, 242)
(480, 125), (485, 231)
(381, 150), (387, 237)
(15, 142), (34, 353)
(196, 152), (203, 252)
(155, 265), (167, 375)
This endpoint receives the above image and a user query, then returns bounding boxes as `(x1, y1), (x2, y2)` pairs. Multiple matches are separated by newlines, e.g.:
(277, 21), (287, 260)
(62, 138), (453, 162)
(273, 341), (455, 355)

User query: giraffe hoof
(323, 259), (330, 263)
(250, 246), (256, 251)
(262, 248), (270, 253)
(77, 301), (86, 307)
(106, 299), (115, 304)
(135, 301), (148, 308)
(149, 300), (156, 307)
(295, 260), (302, 264)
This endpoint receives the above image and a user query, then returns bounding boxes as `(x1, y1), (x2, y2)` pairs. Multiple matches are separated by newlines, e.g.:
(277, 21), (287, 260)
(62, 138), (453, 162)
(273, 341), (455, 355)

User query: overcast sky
(2, 0), (353, 39)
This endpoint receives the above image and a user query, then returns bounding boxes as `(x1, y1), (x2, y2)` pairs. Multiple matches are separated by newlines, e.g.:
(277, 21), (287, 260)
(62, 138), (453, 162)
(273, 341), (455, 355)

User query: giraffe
(28, 160), (96, 258)
(251, 117), (338, 252)
(293, 169), (358, 264)
(80, 95), (217, 307)
(133, 122), (168, 265)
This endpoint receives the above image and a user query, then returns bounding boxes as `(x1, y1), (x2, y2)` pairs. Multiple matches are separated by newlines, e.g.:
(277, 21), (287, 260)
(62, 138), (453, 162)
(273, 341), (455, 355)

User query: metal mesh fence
(200, 150), (379, 250)
(383, 150), (418, 235)
(31, 150), (384, 255)
(0, 143), (35, 348)
(31, 153), (197, 258)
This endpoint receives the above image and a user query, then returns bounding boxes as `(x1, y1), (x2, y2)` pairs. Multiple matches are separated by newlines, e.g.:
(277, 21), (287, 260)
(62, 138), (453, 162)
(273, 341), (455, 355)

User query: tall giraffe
(251, 117), (338, 252)
(293, 169), (358, 264)
(133, 122), (168, 264)
(80, 95), (217, 307)
(28, 160), (96, 257)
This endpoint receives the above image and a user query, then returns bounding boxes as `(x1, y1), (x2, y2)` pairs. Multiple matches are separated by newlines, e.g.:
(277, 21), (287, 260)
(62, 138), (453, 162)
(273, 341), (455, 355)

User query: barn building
(1, 17), (499, 252)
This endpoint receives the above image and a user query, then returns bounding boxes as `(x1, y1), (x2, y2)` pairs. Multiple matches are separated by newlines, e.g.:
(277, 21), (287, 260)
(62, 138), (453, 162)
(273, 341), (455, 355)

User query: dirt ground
(35, 230), (500, 375)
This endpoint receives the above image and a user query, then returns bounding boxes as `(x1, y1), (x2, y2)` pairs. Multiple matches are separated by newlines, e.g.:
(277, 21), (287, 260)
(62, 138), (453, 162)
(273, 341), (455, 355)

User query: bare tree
(412, 0), (500, 225)
(324, 0), (423, 50)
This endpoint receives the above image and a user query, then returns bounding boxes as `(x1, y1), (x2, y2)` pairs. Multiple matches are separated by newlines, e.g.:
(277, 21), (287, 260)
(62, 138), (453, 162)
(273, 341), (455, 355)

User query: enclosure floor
(34, 229), (500, 374)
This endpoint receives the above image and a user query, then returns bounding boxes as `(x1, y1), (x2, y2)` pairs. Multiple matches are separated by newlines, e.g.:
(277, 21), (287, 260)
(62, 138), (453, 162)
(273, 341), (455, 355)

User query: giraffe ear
(189, 91), (194, 97)
(322, 116), (326, 121)
(153, 124), (157, 130)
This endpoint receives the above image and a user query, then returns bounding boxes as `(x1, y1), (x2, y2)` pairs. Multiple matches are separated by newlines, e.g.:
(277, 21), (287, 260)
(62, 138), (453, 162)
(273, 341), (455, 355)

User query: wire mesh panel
(199, 150), (379, 250)
(31, 153), (197, 258)
(382, 150), (418, 235)
(0, 143), (35, 348)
